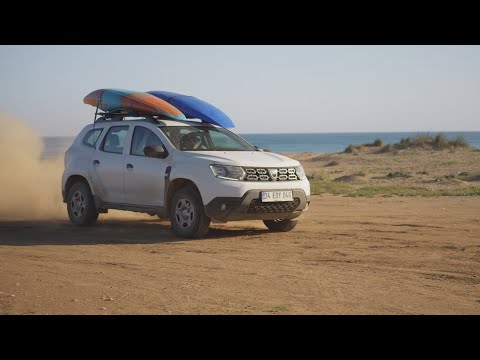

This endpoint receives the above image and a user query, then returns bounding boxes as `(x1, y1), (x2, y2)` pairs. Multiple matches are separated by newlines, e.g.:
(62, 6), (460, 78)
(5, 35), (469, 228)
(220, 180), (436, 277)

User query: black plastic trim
(205, 189), (309, 221)
(163, 166), (172, 210)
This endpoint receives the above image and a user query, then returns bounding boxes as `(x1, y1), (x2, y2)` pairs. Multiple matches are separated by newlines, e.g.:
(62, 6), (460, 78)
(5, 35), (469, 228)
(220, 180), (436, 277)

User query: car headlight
(295, 165), (306, 180)
(210, 164), (246, 181)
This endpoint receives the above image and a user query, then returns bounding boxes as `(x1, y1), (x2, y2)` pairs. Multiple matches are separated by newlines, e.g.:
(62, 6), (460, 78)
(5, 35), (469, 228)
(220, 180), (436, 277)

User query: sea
(42, 131), (480, 158)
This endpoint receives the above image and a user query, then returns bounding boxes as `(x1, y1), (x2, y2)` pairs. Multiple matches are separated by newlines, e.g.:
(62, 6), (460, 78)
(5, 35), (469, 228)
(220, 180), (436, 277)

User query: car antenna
(92, 93), (103, 149)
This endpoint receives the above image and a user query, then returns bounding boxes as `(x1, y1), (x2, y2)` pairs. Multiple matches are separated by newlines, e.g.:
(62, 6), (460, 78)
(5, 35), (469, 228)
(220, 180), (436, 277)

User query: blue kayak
(147, 91), (235, 128)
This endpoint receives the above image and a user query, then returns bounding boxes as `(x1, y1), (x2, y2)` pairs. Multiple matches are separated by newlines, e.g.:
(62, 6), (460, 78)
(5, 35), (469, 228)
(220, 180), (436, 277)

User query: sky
(0, 45), (479, 136)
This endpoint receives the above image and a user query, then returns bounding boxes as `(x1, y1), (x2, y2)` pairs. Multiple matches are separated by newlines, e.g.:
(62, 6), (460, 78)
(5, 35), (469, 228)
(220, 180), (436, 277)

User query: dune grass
(348, 186), (480, 197)
(346, 134), (471, 154)
(325, 160), (340, 167)
(442, 160), (458, 166)
(344, 144), (357, 154)
(386, 171), (411, 178)
(309, 175), (480, 197)
(310, 178), (355, 195)
(392, 134), (470, 150)
(344, 138), (384, 153)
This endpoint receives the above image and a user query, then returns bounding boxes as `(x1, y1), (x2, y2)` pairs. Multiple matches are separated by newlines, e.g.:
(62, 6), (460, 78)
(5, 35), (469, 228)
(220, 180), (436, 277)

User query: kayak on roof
(83, 89), (186, 121)
(147, 91), (235, 128)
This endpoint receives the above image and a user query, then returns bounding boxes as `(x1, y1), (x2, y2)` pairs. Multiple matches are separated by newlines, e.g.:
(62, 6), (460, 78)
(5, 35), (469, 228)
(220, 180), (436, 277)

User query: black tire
(169, 186), (211, 238)
(263, 219), (298, 232)
(66, 181), (99, 226)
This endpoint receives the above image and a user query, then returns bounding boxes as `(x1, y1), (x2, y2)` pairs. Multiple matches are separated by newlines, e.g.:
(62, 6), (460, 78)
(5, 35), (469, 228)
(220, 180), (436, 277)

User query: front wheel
(263, 219), (298, 232)
(169, 186), (211, 238)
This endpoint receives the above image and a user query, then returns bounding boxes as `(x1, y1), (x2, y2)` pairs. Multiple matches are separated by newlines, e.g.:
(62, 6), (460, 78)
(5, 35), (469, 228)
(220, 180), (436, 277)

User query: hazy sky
(0, 45), (479, 136)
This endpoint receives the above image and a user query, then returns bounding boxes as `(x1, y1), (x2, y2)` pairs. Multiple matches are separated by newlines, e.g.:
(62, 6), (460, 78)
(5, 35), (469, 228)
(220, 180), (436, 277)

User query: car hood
(179, 151), (300, 168)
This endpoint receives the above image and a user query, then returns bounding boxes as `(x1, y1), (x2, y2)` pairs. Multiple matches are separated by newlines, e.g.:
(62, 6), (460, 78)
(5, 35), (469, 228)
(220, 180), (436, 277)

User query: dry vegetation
(289, 135), (480, 197)
(344, 134), (469, 155)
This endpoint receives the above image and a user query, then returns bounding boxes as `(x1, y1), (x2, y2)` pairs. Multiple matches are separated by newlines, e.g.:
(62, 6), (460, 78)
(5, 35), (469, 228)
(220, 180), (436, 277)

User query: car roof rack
(94, 111), (171, 123)
(94, 111), (214, 127)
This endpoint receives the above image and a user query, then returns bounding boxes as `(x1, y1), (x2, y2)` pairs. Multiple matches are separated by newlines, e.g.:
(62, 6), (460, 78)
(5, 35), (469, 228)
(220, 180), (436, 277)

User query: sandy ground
(1, 195), (479, 314)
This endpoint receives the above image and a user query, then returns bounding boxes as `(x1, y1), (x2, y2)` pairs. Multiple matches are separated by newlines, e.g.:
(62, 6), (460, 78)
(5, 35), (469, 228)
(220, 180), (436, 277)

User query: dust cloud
(0, 114), (154, 222)
(0, 114), (66, 220)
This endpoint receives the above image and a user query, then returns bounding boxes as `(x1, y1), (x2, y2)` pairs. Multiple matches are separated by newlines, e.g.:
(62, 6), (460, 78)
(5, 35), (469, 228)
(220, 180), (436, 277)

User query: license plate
(261, 191), (293, 202)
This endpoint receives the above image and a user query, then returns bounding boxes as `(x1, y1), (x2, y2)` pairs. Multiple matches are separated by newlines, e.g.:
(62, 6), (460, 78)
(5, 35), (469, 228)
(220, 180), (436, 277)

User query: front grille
(247, 198), (301, 214)
(244, 167), (298, 181)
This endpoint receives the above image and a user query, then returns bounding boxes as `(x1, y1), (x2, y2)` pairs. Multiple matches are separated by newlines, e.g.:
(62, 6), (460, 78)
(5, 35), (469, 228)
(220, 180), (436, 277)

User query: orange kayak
(84, 89), (186, 120)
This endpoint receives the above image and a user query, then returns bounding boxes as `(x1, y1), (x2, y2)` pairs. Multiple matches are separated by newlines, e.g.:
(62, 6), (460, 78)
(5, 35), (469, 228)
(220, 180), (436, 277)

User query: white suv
(62, 117), (311, 238)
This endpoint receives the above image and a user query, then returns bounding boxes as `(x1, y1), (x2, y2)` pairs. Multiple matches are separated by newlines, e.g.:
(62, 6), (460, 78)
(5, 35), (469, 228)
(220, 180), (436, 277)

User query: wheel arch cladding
(64, 175), (93, 202)
(166, 178), (202, 210)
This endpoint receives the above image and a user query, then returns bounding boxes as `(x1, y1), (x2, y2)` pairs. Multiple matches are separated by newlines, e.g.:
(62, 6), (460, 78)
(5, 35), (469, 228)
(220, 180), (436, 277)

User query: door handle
(126, 163), (134, 169)
(93, 160), (100, 166)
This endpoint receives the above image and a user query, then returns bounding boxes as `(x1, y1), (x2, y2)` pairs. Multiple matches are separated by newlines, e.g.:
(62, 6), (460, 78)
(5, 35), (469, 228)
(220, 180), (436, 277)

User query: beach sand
(1, 195), (479, 314)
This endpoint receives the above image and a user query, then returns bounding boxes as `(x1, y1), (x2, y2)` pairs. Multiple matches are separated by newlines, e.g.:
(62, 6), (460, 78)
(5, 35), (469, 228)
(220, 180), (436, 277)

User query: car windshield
(159, 126), (256, 151)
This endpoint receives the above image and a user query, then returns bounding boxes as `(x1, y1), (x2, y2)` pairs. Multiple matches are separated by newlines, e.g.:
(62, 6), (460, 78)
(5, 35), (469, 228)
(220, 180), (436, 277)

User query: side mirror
(254, 145), (271, 152)
(144, 145), (167, 158)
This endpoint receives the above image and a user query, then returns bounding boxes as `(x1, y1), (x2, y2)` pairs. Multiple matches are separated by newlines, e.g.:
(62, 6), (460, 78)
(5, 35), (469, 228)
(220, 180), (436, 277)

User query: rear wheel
(67, 182), (99, 225)
(169, 186), (211, 238)
(263, 219), (298, 232)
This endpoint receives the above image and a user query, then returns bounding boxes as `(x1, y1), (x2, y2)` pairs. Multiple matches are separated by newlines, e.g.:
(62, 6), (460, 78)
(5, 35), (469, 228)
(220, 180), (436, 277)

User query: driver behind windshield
(160, 125), (255, 151)
(180, 132), (208, 150)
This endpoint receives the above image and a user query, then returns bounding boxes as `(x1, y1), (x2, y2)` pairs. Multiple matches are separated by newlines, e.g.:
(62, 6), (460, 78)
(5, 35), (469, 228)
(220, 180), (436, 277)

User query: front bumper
(204, 189), (310, 221)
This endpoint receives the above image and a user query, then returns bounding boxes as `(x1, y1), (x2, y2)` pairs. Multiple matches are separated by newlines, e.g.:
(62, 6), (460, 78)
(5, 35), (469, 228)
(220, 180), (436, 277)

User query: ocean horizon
(42, 131), (480, 159)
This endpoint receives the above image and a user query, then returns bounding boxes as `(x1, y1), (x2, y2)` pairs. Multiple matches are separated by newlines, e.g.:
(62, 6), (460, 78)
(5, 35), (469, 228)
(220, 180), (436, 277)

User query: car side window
(82, 128), (103, 148)
(101, 126), (129, 154)
(131, 126), (165, 156)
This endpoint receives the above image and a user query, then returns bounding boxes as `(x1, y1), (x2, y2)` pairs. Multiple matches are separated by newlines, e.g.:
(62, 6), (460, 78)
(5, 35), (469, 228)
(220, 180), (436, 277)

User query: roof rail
(93, 112), (214, 127)
(94, 112), (168, 123)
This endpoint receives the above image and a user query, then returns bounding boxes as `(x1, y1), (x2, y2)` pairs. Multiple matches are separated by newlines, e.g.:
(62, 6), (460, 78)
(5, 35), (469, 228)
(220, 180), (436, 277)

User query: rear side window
(82, 128), (103, 148)
(101, 126), (129, 154)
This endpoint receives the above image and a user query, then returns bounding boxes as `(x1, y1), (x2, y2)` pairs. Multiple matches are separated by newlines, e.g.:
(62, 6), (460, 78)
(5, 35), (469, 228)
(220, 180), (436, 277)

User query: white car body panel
(62, 119), (310, 219)
(91, 150), (126, 203)
(123, 153), (168, 206)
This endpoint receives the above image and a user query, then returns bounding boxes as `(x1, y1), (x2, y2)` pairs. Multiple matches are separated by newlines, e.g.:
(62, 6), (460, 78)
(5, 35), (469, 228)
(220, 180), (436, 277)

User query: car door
(123, 126), (168, 207)
(90, 125), (130, 204)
